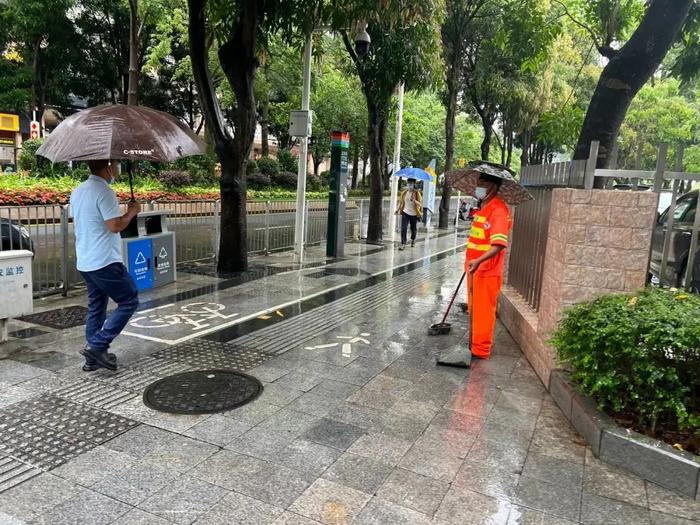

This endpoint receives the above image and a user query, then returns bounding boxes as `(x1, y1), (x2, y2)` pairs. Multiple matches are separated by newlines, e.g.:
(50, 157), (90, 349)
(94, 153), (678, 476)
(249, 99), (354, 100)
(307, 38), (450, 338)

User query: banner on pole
(424, 159), (437, 214)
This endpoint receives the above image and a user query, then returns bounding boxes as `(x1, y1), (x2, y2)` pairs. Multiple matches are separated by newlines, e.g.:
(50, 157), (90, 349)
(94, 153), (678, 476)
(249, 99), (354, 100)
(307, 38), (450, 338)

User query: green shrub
(551, 287), (700, 437)
(157, 170), (192, 187)
(320, 170), (331, 186)
(18, 138), (66, 176)
(257, 156), (280, 178)
(277, 148), (298, 172)
(247, 171), (271, 189)
(246, 159), (259, 176)
(306, 174), (323, 191)
(272, 171), (297, 190)
(174, 154), (217, 185)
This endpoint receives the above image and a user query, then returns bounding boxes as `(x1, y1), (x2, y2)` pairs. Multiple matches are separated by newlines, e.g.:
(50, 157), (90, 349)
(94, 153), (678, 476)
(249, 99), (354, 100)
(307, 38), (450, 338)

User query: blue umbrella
(393, 167), (433, 182)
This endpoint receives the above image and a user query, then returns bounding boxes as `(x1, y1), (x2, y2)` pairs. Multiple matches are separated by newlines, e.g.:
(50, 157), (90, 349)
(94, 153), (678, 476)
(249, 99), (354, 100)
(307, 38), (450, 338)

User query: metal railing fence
(0, 196), (459, 297)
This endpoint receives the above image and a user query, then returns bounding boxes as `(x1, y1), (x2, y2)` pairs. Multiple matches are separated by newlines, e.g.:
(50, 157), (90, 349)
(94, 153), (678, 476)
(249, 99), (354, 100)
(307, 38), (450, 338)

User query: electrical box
(327, 131), (349, 258)
(289, 110), (312, 137)
(0, 250), (33, 340)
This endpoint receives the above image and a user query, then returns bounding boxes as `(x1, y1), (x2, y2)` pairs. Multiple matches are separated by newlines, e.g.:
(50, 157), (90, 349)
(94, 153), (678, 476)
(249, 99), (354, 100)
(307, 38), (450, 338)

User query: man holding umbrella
(70, 160), (140, 371)
(36, 104), (205, 371)
(446, 161), (532, 361)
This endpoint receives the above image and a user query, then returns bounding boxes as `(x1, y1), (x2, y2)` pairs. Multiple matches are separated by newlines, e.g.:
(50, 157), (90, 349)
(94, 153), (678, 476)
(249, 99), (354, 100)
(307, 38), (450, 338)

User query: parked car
(0, 219), (34, 253)
(649, 190), (699, 291)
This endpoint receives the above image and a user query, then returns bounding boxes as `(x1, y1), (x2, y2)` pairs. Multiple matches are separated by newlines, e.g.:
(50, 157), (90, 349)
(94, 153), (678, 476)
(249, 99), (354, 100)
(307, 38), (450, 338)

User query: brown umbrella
(446, 161), (533, 206)
(36, 104), (205, 199)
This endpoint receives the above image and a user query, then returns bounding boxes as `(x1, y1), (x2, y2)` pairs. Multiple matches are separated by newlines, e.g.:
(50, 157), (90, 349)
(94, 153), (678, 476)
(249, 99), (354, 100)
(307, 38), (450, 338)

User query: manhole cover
(142, 370), (263, 415)
(18, 306), (88, 329)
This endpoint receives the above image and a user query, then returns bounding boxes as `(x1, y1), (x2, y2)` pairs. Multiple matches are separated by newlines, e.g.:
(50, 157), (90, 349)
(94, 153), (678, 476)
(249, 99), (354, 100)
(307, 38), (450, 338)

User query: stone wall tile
(570, 204), (610, 226)
(637, 192), (660, 208)
(610, 207), (653, 229)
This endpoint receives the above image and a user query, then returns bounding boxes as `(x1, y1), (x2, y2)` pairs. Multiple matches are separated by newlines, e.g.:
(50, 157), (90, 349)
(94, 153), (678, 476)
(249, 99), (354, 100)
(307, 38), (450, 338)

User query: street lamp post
(388, 83), (405, 242)
(293, 34), (313, 263)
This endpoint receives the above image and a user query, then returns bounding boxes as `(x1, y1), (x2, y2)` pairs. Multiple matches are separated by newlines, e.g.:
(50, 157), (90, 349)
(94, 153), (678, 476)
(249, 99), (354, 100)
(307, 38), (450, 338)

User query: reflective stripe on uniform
(469, 226), (486, 239)
(491, 233), (508, 244)
(467, 242), (491, 251)
(472, 215), (487, 224)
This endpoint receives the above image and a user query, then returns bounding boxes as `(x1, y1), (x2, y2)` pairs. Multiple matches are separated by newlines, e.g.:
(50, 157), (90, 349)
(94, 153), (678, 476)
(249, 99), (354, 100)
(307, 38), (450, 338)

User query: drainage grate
(143, 370), (263, 414)
(8, 327), (49, 339)
(18, 306), (88, 329)
(178, 262), (295, 281)
(0, 455), (42, 493)
(148, 340), (272, 371)
(1, 396), (138, 446)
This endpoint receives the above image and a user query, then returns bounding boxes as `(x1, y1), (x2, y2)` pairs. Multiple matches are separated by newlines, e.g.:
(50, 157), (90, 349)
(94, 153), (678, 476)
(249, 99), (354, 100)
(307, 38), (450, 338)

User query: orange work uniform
(464, 196), (512, 359)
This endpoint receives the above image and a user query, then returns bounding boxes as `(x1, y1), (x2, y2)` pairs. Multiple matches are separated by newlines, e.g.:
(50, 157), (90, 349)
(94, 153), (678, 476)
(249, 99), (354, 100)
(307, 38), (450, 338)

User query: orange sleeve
(489, 205), (511, 247)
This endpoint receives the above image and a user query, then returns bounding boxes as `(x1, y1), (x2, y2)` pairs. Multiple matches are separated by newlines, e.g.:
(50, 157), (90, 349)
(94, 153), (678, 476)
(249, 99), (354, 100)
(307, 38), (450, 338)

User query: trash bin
(0, 250), (33, 341)
(121, 211), (176, 291)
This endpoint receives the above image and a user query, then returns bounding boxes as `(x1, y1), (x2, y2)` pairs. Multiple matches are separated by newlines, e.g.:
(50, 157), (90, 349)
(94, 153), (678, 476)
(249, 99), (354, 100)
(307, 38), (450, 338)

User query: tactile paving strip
(52, 380), (139, 410)
(303, 268), (370, 278)
(18, 306), (88, 329)
(0, 455), (42, 493)
(0, 417), (93, 470)
(148, 340), (272, 371)
(1, 396), (137, 446)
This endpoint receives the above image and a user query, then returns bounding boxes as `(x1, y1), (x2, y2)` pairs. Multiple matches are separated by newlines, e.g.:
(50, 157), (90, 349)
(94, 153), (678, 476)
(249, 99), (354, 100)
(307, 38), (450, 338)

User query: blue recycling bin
(121, 210), (176, 291)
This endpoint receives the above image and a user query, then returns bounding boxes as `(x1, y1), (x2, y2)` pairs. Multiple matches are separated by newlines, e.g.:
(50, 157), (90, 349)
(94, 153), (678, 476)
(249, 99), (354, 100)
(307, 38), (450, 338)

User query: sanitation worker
(464, 174), (512, 359)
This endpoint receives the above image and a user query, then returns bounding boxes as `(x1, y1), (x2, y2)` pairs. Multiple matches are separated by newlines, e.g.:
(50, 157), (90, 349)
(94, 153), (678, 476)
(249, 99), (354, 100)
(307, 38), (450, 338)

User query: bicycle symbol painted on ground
(130, 302), (238, 331)
(305, 332), (371, 357)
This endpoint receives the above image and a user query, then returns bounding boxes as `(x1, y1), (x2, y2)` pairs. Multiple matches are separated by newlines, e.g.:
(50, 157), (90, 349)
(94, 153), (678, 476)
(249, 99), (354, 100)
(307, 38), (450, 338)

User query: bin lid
(0, 250), (33, 261)
(137, 210), (174, 217)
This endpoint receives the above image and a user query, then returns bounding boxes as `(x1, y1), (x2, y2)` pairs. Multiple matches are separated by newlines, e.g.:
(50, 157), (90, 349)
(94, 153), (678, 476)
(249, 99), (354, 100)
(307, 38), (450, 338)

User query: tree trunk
(573, 0), (692, 187)
(520, 131), (531, 166)
(188, 0), (258, 272)
(366, 99), (388, 244)
(439, 67), (458, 229)
(260, 97), (270, 156)
(362, 153), (368, 186)
(481, 124), (492, 161)
(127, 0), (139, 105)
(506, 131), (513, 167)
(313, 157), (322, 177)
(351, 144), (359, 189)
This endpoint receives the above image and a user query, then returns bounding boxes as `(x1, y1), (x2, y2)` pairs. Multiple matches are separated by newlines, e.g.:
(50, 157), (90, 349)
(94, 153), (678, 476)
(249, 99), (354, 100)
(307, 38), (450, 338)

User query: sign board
(327, 131), (349, 258)
(30, 121), (40, 140)
(0, 137), (14, 145)
(0, 113), (19, 133)
(289, 110), (312, 137)
(0, 146), (14, 163)
(125, 239), (153, 290)
(424, 159), (438, 215)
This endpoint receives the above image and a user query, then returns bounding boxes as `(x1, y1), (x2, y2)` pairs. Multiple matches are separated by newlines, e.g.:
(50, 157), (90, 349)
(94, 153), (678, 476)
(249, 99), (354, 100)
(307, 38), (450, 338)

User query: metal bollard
(359, 199), (365, 239)
(303, 202), (310, 247)
(264, 201), (271, 255)
(213, 200), (220, 260)
(60, 205), (70, 296)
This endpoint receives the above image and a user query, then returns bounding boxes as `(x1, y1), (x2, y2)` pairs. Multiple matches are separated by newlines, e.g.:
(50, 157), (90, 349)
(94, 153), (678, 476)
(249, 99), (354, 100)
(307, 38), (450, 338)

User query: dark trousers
(80, 263), (139, 356)
(401, 212), (418, 245)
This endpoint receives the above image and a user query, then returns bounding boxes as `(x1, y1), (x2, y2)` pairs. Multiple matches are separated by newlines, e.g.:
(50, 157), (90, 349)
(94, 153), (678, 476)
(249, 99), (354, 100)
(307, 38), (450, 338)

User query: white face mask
(407, 183), (415, 190)
(474, 187), (488, 200)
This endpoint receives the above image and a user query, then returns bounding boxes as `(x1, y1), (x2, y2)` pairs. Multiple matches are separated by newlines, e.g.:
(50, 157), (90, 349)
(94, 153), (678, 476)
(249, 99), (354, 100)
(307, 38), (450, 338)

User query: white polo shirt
(70, 175), (123, 272)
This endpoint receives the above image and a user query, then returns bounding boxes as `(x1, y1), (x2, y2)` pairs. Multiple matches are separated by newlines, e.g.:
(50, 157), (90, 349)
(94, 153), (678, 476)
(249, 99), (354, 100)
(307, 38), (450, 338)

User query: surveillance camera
(354, 27), (371, 57)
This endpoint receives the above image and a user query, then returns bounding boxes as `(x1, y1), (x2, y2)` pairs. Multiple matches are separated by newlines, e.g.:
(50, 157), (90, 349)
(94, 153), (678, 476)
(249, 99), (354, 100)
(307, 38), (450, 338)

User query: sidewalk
(0, 231), (697, 524)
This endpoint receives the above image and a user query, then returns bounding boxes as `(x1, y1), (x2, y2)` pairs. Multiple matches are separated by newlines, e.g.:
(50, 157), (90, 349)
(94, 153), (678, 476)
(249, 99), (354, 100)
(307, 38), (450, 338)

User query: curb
(549, 369), (700, 500)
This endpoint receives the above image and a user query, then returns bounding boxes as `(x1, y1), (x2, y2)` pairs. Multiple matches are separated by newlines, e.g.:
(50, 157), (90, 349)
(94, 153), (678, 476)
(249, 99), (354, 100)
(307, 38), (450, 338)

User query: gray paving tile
(117, 508), (171, 525)
(194, 491), (283, 524)
(308, 379), (361, 400)
(346, 432), (413, 467)
(453, 460), (521, 500)
(435, 485), (512, 524)
(103, 424), (179, 459)
(582, 449), (647, 507)
(53, 446), (133, 486)
(258, 383), (305, 407)
(138, 475), (228, 524)
(256, 408), (320, 437)
(506, 506), (578, 524)
(224, 399), (283, 426)
(0, 382), (36, 409)
(649, 510), (697, 525)
(288, 478), (372, 523)
(466, 438), (529, 472)
(273, 372), (324, 392)
(0, 473), (81, 522)
(275, 439), (343, 481)
(529, 430), (586, 465)
(376, 468), (449, 516)
(183, 415), (252, 447)
(322, 453), (393, 494)
(0, 511), (25, 525)
(31, 489), (132, 525)
(226, 428), (298, 462)
(354, 497), (431, 524)
(412, 424), (477, 459)
(522, 453), (584, 489)
(581, 492), (651, 524)
(286, 392), (342, 417)
(429, 409), (486, 435)
(514, 475), (582, 522)
(397, 445), (462, 483)
(0, 361), (51, 386)
(302, 418), (366, 450)
(246, 364), (290, 383)
(91, 458), (178, 506)
(191, 449), (269, 491)
(272, 511), (322, 524)
(108, 397), (209, 434)
(646, 482), (700, 521)
(146, 434), (218, 474)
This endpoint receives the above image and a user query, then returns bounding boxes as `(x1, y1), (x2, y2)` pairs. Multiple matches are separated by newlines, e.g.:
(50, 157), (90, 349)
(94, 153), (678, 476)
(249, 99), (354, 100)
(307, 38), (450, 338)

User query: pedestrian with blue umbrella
(394, 167), (429, 250)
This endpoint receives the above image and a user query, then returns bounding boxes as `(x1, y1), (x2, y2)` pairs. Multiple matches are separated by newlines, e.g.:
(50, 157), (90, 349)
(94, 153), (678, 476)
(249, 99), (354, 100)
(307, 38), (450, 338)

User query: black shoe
(398, 244), (405, 251)
(81, 348), (118, 371)
(411, 240), (415, 247)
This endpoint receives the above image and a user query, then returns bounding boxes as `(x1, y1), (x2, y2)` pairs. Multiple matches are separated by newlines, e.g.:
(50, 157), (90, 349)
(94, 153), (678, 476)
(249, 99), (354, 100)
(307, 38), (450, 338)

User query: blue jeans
(80, 263), (139, 357)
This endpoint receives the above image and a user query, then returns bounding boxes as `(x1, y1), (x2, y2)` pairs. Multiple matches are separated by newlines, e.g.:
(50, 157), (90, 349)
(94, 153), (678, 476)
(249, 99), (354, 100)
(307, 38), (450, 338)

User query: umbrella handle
(127, 162), (135, 202)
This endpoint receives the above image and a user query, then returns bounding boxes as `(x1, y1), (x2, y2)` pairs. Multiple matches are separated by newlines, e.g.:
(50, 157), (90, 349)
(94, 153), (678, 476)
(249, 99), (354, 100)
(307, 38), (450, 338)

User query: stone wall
(499, 188), (659, 386)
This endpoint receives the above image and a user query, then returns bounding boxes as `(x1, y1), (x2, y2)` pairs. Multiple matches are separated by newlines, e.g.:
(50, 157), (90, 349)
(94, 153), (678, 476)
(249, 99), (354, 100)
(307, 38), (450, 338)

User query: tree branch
(341, 30), (360, 67)
(552, 0), (603, 51)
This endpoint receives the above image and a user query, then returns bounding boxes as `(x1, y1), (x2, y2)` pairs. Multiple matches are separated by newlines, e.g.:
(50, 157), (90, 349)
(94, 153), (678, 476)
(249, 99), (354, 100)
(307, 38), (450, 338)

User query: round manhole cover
(143, 370), (263, 414)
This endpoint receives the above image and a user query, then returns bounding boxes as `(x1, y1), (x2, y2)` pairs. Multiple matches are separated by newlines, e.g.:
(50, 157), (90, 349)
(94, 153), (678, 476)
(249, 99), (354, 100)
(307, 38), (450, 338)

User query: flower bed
(551, 287), (700, 456)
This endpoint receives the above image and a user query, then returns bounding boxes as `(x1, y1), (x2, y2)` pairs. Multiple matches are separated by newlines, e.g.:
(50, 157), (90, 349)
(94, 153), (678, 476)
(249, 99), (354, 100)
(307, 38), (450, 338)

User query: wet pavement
(0, 230), (698, 524)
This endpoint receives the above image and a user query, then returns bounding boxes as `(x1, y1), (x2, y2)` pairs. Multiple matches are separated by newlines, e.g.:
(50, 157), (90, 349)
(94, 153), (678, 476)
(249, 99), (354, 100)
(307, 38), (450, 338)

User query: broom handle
(441, 272), (466, 324)
(468, 271), (474, 349)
